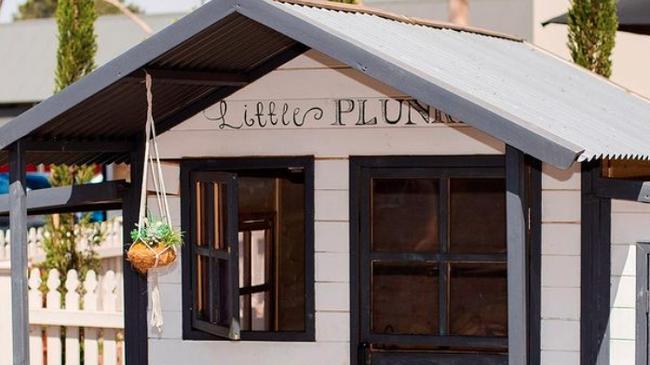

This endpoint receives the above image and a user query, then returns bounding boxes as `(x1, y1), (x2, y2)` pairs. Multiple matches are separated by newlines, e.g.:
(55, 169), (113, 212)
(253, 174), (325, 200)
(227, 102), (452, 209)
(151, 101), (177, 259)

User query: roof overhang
(2, 0), (648, 169)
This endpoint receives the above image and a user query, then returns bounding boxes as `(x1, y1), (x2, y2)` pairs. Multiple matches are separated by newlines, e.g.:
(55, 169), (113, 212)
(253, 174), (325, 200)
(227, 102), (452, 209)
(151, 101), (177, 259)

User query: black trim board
(123, 145), (149, 365)
(180, 156), (315, 342)
(581, 161), (612, 365)
(526, 156), (542, 365)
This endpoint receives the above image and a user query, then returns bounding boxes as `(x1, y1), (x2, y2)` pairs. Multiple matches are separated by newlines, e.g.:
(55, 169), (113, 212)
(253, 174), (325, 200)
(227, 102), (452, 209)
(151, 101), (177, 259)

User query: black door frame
(349, 155), (541, 365)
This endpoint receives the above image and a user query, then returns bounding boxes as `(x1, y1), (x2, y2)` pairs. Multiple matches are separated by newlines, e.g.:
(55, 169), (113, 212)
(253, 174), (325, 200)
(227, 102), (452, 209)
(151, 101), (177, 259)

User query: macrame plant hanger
(129, 72), (174, 330)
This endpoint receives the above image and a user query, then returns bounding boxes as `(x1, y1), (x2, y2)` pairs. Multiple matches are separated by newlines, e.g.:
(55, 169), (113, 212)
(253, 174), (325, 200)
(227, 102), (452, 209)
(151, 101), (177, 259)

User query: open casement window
(183, 157), (314, 342)
(190, 172), (241, 340)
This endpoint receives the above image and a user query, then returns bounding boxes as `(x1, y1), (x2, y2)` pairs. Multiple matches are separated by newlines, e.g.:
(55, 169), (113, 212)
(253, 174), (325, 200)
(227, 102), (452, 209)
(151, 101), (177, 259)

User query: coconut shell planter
(127, 219), (183, 274)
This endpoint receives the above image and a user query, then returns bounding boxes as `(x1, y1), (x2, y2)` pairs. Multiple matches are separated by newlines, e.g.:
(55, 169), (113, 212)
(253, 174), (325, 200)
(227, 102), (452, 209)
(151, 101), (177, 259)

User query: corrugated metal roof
(269, 0), (650, 164)
(1, 0), (649, 168)
(0, 13), (182, 103)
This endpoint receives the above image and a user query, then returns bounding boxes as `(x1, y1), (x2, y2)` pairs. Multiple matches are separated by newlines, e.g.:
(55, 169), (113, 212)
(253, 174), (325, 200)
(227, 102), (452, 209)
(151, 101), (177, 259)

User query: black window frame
(349, 155), (541, 365)
(181, 156), (315, 342)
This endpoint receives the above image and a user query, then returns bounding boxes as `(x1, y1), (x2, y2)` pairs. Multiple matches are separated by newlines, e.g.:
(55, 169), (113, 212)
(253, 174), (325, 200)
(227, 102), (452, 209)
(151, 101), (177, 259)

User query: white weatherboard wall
(610, 200), (650, 364)
(541, 163), (581, 365)
(146, 50), (578, 364)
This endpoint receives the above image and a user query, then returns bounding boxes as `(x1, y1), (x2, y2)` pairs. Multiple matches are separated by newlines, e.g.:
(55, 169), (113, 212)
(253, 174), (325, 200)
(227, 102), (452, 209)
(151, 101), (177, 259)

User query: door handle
(357, 342), (370, 365)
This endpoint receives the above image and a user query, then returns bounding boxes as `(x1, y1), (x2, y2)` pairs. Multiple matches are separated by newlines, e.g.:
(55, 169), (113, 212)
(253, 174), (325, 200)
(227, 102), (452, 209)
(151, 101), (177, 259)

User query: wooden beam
(126, 68), (249, 87)
(505, 145), (527, 365)
(9, 141), (29, 365)
(0, 180), (129, 216)
(22, 138), (134, 153)
(595, 177), (650, 203)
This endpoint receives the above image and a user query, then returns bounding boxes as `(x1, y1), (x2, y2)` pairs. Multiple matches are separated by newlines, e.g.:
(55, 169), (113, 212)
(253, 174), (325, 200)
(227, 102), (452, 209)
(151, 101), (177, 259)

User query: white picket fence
(0, 217), (126, 365)
(28, 268), (124, 365)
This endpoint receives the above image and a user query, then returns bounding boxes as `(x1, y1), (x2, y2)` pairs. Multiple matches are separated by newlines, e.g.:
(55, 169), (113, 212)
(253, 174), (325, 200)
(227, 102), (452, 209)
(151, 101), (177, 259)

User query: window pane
(240, 294), (251, 331)
(372, 261), (438, 335)
(449, 264), (507, 337)
(372, 178), (439, 252)
(251, 292), (269, 331)
(195, 182), (204, 246)
(213, 183), (224, 250)
(449, 178), (506, 254)
(251, 229), (267, 287)
(238, 231), (247, 288)
(195, 255), (210, 321)
(237, 169), (306, 332)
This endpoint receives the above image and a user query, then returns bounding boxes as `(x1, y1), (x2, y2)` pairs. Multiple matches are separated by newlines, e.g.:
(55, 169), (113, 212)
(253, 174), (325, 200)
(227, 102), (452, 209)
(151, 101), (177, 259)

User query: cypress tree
(41, 0), (103, 289)
(16, 0), (140, 20)
(567, 0), (618, 78)
(54, 0), (97, 92)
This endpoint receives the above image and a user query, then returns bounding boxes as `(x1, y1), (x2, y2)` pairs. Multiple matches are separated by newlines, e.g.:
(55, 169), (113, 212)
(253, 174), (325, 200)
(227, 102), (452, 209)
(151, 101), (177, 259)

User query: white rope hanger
(129, 72), (174, 330)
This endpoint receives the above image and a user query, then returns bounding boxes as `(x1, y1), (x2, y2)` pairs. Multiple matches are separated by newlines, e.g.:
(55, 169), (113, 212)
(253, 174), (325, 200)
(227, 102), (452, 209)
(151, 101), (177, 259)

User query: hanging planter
(125, 72), (180, 330)
(127, 218), (181, 274)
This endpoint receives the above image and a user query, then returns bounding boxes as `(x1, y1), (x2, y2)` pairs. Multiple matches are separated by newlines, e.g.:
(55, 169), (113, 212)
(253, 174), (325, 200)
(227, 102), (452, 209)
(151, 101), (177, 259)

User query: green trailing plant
(16, 0), (140, 20)
(130, 218), (183, 248)
(567, 0), (618, 78)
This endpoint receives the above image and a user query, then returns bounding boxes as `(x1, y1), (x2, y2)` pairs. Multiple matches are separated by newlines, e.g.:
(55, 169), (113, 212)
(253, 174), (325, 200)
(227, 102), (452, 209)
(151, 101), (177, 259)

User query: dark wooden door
(352, 157), (509, 365)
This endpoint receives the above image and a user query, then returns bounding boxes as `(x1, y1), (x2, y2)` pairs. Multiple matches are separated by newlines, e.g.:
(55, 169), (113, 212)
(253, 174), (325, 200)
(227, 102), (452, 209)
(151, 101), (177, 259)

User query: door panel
(353, 158), (507, 365)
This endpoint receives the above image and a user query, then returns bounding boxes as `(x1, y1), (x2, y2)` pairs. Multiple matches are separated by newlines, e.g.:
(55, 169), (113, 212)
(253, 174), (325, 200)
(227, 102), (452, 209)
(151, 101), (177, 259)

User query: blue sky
(0, 0), (205, 22)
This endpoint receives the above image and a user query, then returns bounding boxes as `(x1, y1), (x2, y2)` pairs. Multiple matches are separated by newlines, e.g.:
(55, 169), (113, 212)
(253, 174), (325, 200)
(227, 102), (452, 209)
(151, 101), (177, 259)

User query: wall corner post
(9, 141), (29, 365)
(506, 145), (528, 365)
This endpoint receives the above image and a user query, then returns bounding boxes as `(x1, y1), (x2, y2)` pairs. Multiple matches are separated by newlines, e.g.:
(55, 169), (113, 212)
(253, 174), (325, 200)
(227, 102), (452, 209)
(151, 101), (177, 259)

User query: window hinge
(527, 207), (532, 231)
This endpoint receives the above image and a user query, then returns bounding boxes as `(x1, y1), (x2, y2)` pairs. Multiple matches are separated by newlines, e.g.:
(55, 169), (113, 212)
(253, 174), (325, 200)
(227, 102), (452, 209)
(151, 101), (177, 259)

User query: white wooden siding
(610, 199), (650, 364)
(540, 163), (581, 365)
(148, 50), (507, 365)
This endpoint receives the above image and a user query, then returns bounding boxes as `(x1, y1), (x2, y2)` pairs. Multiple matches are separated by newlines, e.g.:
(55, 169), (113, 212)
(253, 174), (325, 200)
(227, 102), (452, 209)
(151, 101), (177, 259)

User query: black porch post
(506, 145), (527, 365)
(123, 143), (148, 365)
(9, 141), (29, 365)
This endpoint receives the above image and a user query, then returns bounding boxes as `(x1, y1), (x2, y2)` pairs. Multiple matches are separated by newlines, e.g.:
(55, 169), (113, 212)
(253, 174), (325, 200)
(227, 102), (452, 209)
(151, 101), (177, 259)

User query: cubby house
(3, 1), (650, 365)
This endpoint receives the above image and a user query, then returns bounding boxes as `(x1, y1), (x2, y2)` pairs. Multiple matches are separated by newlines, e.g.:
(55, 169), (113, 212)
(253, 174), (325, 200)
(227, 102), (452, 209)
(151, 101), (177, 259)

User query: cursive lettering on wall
(202, 98), (462, 130)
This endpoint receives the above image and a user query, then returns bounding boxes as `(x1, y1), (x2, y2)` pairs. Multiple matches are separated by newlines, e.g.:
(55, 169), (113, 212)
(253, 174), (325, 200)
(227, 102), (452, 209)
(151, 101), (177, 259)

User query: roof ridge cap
(272, 0), (522, 41)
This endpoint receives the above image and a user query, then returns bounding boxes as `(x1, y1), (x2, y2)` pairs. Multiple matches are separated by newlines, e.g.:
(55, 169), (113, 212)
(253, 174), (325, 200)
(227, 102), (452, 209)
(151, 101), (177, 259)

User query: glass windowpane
(251, 229), (267, 287)
(195, 255), (210, 321)
(371, 178), (439, 252)
(372, 261), (439, 335)
(449, 178), (506, 254)
(449, 264), (507, 337)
